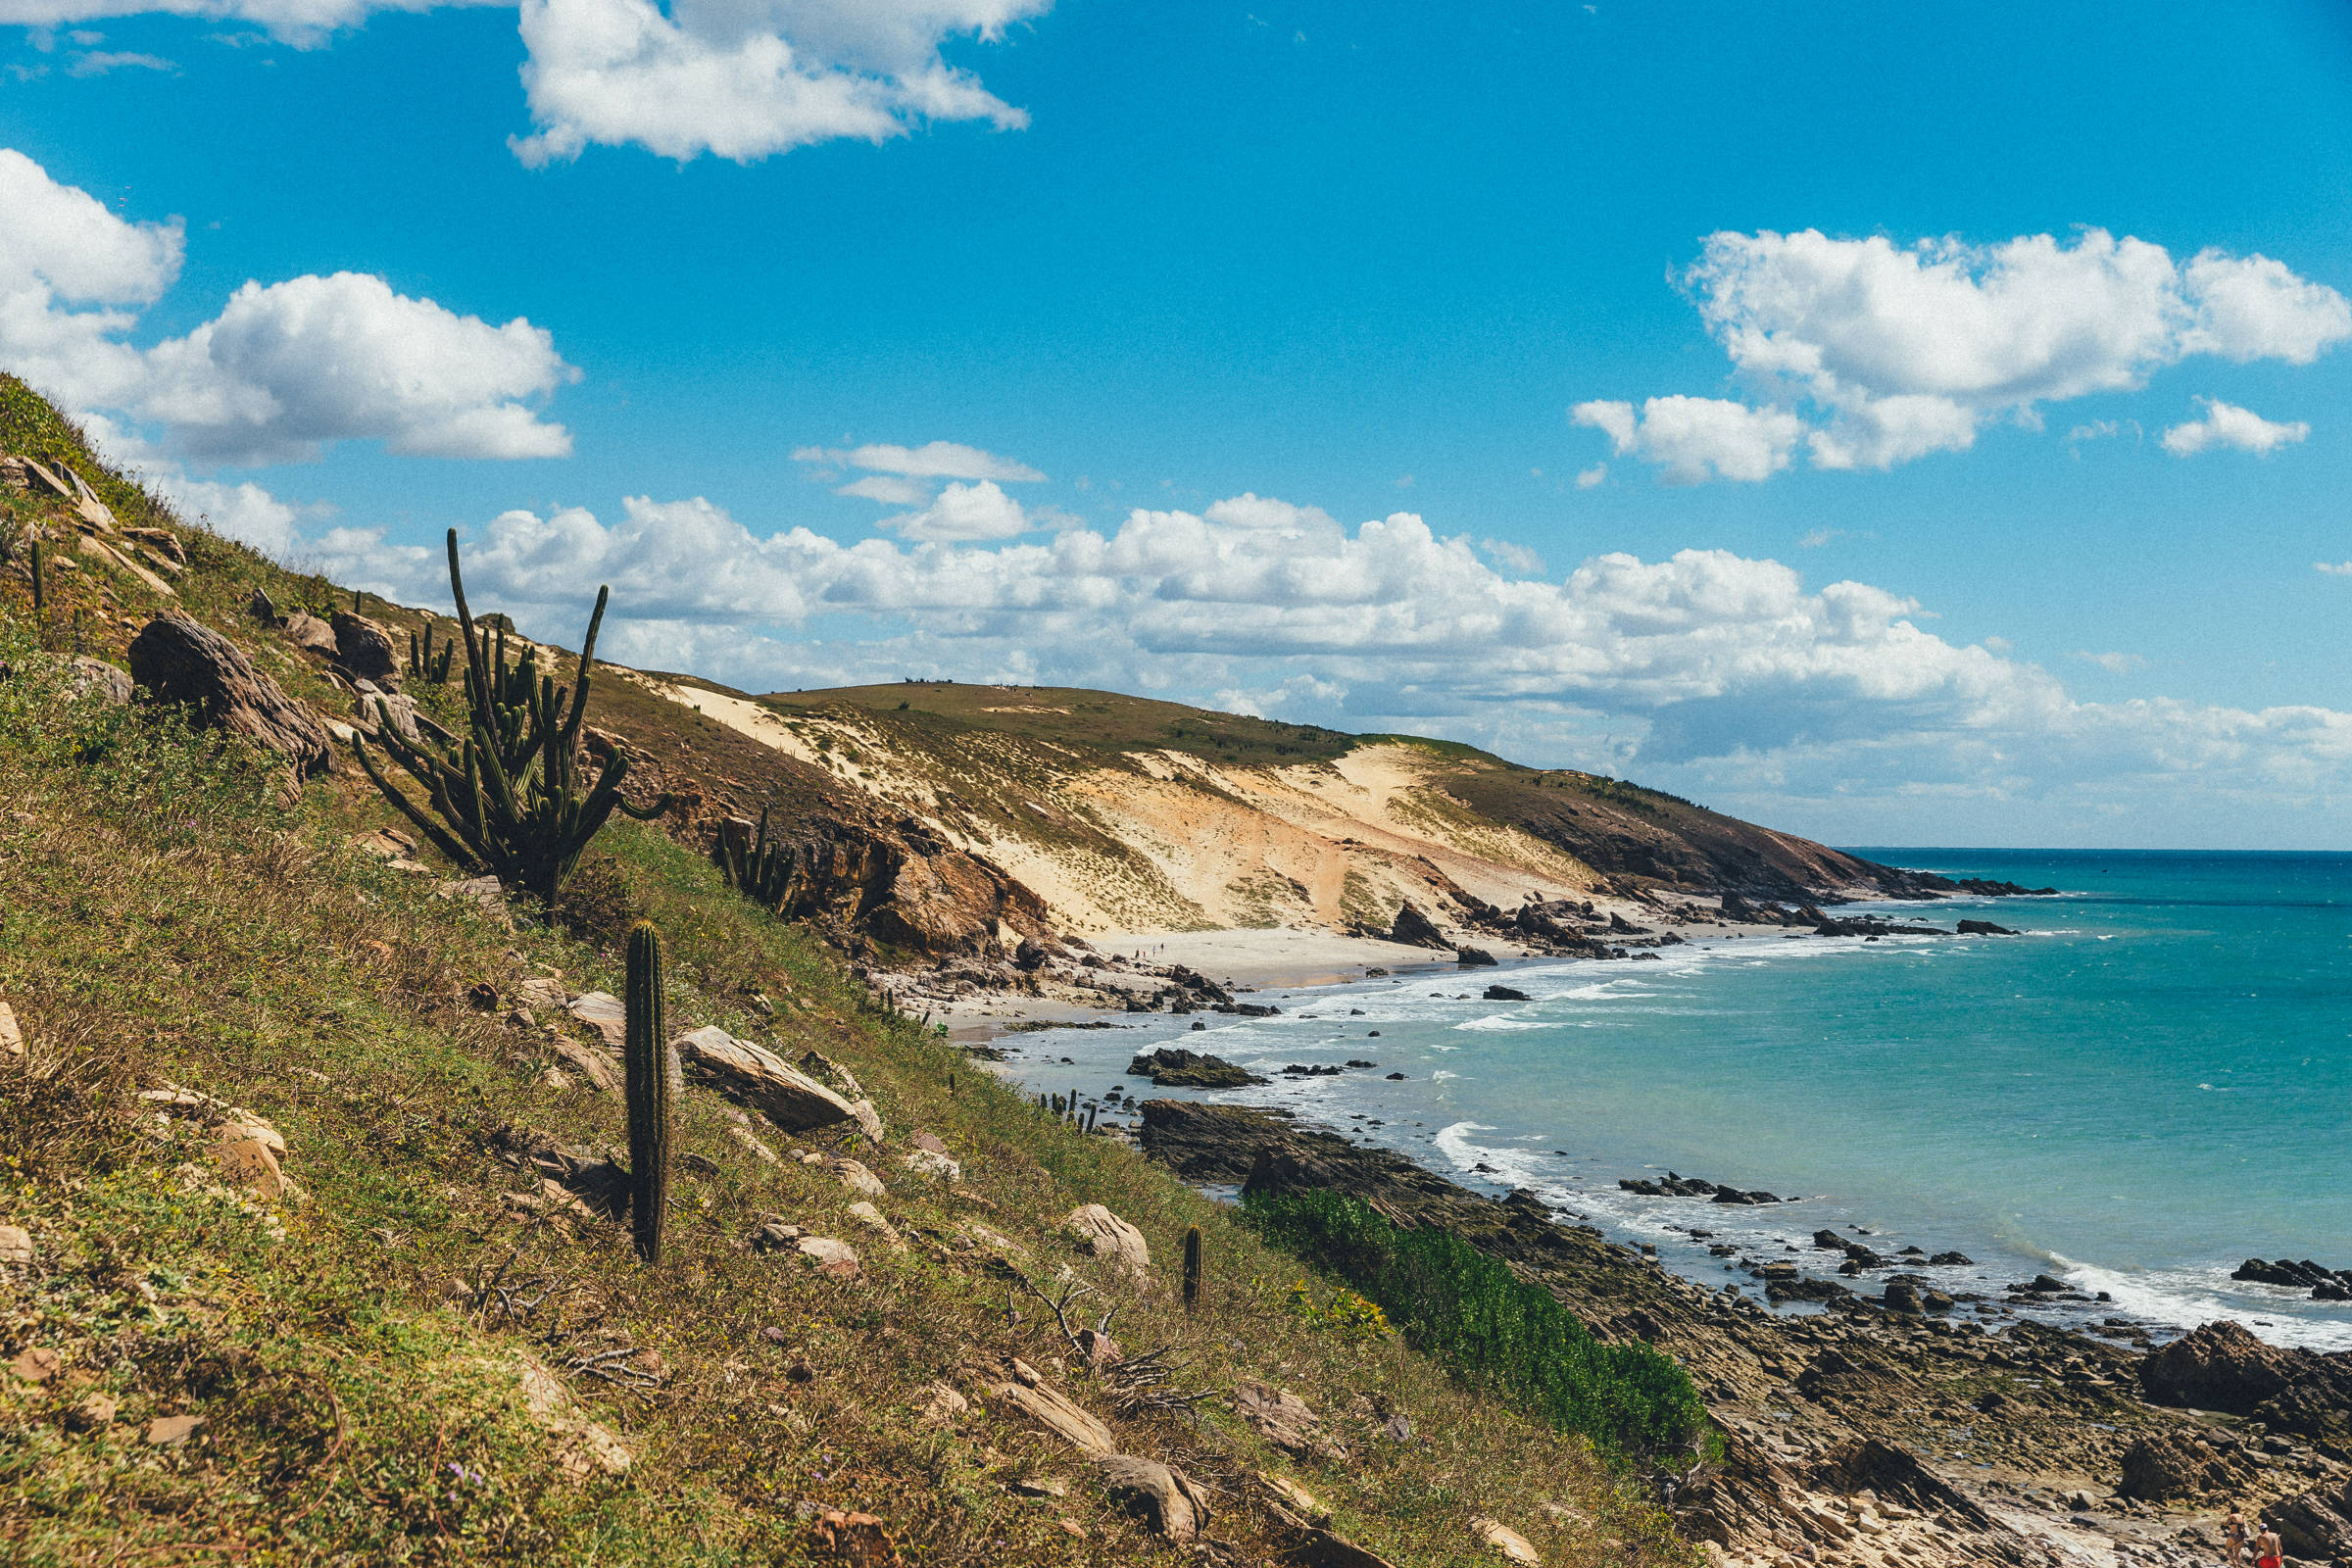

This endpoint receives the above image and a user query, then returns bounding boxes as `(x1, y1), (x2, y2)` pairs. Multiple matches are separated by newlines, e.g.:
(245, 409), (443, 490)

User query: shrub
(1243, 1188), (1707, 1459)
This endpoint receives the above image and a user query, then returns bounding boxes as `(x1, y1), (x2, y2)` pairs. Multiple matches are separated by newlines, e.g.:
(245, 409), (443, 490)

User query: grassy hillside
(0, 379), (1691, 1566)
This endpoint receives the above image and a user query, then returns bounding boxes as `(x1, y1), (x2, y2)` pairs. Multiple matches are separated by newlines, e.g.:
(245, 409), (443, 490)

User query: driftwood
(126, 613), (331, 777)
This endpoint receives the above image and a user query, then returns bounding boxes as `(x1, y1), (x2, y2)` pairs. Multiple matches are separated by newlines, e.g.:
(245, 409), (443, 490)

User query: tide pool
(997, 850), (2352, 1348)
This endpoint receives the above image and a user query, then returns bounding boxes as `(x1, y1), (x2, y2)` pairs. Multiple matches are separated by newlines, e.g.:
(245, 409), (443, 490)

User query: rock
(1125, 1047), (1267, 1088)
(64, 656), (132, 705)
(328, 610), (399, 681)
(1483, 984), (1531, 1001)
(2116, 1429), (2256, 1501)
(916, 1382), (969, 1424)
(1096, 1453), (1212, 1543)
(566, 991), (626, 1048)
(991, 1371), (1116, 1455)
(283, 611), (338, 657)
(11, 1346), (60, 1384)
(673, 1025), (858, 1134)
(2272, 1475), (2352, 1561)
(1811, 1229), (1845, 1249)
(1063, 1203), (1151, 1278)
(548, 1035), (621, 1095)
(1235, 1379), (1346, 1460)
(63, 1392), (118, 1432)
(127, 613), (332, 778)
(901, 1148), (962, 1183)
(211, 1125), (297, 1200)
(514, 976), (567, 1009)
(1956, 919), (2018, 936)
(828, 1157), (886, 1198)
(1009, 1475), (1067, 1497)
(728, 1124), (780, 1164)
(246, 588), (280, 624)
(2140, 1319), (2293, 1412)
(795, 1236), (860, 1279)
(810, 1509), (896, 1565)
(1454, 947), (1498, 967)
(0, 1223), (30, 1265)
(1929, 1250), (1973, 1266)
(1074, 1327), (1121, 1367)
(143, 1413), (204, 1446)
(1882, 1281), (1924, 1315)
(1389, 900), (1450, 948)
(354, 686), (425, 743)
(1471, 1516), (1542, 1563)
(558, 1421), (633, 1481)
(1255, 1470), (1327, 1520)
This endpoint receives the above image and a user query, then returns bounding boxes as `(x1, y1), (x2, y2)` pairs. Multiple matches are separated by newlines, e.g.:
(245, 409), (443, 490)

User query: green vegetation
(350, 529), (672, 906)
(623, 921), (672, 1265)
(1243, 1189), (1709, 1460)
(1181, 1223), (1202, 1312)
(0, 373), (1695, 1565)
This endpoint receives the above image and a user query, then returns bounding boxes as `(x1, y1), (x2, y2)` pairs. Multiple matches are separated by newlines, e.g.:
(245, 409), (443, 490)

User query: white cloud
(1480, 537), (1543, 574)
(2159, 397), (2309, 458)
(65, 47), (174, 72)
(0, 145), (182, 409)
(881, 477), (1031, 540)
(293, 487), (2352, 838)
(797, 438), (1044, 481)
(0, 0), (496, 46)
(834, 473), (929, 505)
(2317, 562), (2352, 576)
(2074, 650), (2145, 674)
(1574, 463), (1606, 488)
(511, 0), (1045, 166)
(1572, 395), (1801, 484)
(0, 150), (575, 466)
(1583, 227), (2349, 479)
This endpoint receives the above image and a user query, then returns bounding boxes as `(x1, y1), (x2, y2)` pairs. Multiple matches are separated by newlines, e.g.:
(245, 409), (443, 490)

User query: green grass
(0, 373), (1697, 1565)
(1242, 1189), (1710, 1461)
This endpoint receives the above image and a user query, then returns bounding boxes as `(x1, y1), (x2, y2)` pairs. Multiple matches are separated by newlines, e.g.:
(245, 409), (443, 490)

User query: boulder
(795, 1235), (860, 1279)
(1483, 984), (1531, 1002)
(0, 1224), (30, 1267)
(991, 1366), (1115, 1455)
(2272, 1477), (2352, 1562)
(2139, 1320), (2293, 1412)
(828, 1157), (886, 1198)
(1454, 947), (1498, 967)
(1096, 1453), (1212, 1543)
(1125, 1047), (1266, 1088)
(901, 1148), (962, 1183)
(2115, 1429), (2255, 1501)
(328, 610), (399, 681)
(283, 611), (338, 657)
(1388, 901), (1450, 949)
(1956, 919), (2018, 936)
(127, 613), (332, 777)
(63, 656), (131, 705)
(1063, 1203), (1150, 1278)
(672, 1026), (858, 1134)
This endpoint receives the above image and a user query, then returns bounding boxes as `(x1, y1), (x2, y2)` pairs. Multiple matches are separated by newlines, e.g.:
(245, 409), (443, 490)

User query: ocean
(995, 850), (2352, 1349)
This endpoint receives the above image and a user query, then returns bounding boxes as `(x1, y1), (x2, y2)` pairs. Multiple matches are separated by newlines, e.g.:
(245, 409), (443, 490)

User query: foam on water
(996, 850), (2352, 1348)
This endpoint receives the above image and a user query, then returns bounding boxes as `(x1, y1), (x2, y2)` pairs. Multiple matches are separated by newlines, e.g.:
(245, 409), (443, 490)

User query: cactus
(350, 529), (672, 906)
(1182, 1225), (1203, 1312)
(28, 532), (44, 631)
(406, 623), (454, 685)
(715, 805), (800, 910)
(624, 920), (670, 1264)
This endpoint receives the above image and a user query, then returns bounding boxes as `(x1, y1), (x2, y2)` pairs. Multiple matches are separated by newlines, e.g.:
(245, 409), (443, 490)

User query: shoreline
(953, 921), (2352, 1357)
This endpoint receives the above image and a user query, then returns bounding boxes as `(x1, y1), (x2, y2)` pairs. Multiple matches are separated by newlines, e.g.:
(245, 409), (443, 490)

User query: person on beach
(2222, 1505), (2248, 1564)
(2252, 1519), (2282, 1568)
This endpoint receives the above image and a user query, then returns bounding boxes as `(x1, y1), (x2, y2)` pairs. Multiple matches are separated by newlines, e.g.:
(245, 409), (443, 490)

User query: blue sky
(7, 1), (2352, 846)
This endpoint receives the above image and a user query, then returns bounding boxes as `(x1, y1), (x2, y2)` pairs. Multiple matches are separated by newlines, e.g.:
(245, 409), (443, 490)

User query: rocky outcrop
(127, 613), (332, 778)
(327, 610), (399, 682)
(1125, 1047), (1266, 1088)
(1387, 900), (1450, 950)
(2139, 1320), (2352, 1451)
(714, 812), (1053, 959)
(671, 1026), (859, 1134)
(2115, 1428), (2257, 1501)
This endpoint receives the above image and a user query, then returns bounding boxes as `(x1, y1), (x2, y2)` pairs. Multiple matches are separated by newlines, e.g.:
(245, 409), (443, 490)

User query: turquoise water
(999, 851), (2352, 1348)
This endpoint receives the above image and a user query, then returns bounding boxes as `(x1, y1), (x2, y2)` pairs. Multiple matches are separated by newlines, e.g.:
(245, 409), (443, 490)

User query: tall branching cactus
(625, 921), (671, 1264)
(1182, 1225), (1203, 1313)
(349, 528), (671, 905)
(716, 805), (800, 909)
(406, 623), (454, 685)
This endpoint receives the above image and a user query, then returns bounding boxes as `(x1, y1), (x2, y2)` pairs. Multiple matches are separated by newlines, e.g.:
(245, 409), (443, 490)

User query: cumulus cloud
(0, 150), (574, 466)
(2159, 398), (2309, 458)
(880, 477), (1031, 541)
(511, 0), (1046, 165)
(1574, 463), (1606, 489)
(1581, 227), (2349, 480)
(284, 487), (2352, 837)
(2317, 562), (2352, 576)
(1572, 395), (1801, 484)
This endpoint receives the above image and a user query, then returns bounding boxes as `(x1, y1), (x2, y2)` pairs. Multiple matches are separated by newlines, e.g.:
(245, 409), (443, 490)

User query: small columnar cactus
(624, 920), (670, 1264)
(1182, 1224), (1203, 1312)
